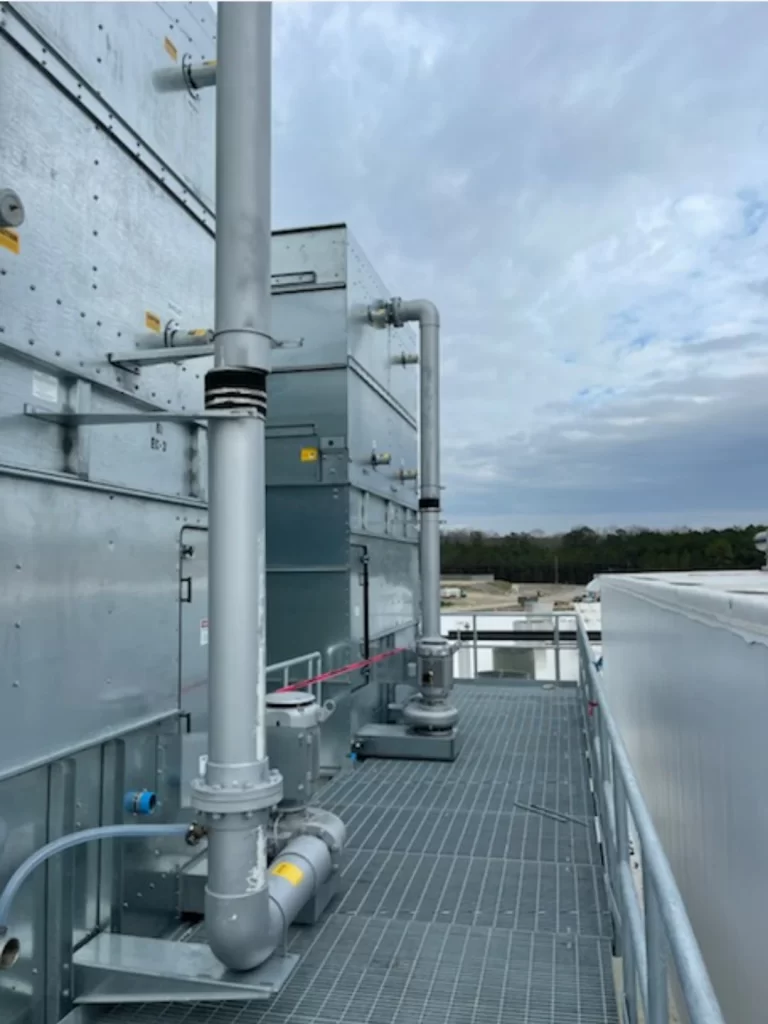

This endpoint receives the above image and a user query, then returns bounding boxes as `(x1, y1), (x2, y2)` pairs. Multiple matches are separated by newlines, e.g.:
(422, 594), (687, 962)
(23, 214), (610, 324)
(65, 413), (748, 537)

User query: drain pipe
(190, 1), (340, 973)
(369, 299), (458, 732)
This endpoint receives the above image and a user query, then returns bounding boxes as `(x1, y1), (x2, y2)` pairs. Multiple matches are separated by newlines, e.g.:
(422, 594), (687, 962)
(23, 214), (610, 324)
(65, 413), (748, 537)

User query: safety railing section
(266, 651), (323, 701)
(443, 609), (601, 682)
(576, 616), (725, 1024)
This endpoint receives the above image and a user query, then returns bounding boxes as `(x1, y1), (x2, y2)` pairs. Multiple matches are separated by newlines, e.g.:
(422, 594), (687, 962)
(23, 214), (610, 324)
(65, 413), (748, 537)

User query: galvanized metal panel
(0, 767), (49, 1024)
(601, 571), (768, 1024)
(346, 369), (418, 506)
(0, 475), (201, 778)
(272, 225), (347, 289)
(119, 723), (191, 941)
(266, 571), (349, 668)
(351, 533), (419, 642)
(179, 526), (209, 731)
(346, 228), (418, 419)
(266, 486), (350, 569)
(267, 366), (348, 443)
(270, 289), (349, 374)
(0, 35), (214, 436)
(10, 1), (217, 207)
(72, 749), (104, 946)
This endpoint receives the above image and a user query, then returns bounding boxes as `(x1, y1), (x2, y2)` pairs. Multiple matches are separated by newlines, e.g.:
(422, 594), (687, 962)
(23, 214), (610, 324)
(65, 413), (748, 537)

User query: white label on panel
(32, 371), (59, 405)
(200, 618), (209, 646)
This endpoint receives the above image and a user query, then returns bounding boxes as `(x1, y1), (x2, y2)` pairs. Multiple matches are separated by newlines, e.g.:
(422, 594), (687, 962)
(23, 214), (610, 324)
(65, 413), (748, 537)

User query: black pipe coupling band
(205, 367), (267, 414)
(419, 497), (440, 510)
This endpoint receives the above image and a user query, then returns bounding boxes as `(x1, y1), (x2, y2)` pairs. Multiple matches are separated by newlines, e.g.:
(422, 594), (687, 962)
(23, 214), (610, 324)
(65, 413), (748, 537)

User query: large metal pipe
(399, 300), (441, 637)
(190, 0), (281, 972)
(370, 299), (442, 634)
(369, 298), (458, 732)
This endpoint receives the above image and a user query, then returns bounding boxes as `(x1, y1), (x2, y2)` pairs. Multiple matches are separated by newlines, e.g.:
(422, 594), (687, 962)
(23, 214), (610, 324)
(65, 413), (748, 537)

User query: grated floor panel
(101, 685), (618, 1024)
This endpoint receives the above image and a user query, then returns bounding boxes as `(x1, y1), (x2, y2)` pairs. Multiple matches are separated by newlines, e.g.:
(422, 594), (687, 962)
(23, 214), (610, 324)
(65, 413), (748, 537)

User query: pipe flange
(190, 768), (283, 815)
(388, 297), (405, 328)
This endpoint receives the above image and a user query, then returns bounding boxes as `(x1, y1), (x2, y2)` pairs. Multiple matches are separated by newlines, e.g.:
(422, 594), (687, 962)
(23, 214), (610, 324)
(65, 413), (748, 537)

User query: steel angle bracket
(24, 404), (260, 426)
(108, 344), (215, 373)
(73, 933), (298, 1004)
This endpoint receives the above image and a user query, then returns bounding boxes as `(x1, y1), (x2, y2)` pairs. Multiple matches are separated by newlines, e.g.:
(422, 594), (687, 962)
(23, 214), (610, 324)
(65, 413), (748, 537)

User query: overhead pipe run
(369, 298), (459, 734)
(190, 1), (343, 973)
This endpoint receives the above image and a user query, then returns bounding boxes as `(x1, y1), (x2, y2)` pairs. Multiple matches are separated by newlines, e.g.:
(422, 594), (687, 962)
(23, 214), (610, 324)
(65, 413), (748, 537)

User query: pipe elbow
(204, 885), (278, 972)
(397, 298), (439, 329)
(416, 300), (439, 329)
(204, 832), (338, 972)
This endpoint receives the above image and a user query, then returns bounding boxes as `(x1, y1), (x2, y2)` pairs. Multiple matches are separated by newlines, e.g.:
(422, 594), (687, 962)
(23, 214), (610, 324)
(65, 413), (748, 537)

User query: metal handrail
(576, 616), (725, 1024)
(266, 650), (322, 701)
(442, 610), (591, 681)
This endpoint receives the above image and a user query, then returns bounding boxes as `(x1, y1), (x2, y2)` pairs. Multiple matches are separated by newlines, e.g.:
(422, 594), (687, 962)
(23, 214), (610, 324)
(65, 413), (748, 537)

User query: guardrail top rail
(576, 616), (725, 1024)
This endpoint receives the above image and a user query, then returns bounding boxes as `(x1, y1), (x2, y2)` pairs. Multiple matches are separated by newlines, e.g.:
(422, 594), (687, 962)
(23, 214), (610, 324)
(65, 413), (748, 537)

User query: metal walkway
(102, 683), (618, 1024)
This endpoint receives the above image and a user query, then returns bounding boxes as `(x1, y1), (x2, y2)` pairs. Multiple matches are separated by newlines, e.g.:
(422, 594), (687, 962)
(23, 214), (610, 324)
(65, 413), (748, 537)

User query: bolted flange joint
(368, 298), (405, 330)
(190, 768), (283, 816)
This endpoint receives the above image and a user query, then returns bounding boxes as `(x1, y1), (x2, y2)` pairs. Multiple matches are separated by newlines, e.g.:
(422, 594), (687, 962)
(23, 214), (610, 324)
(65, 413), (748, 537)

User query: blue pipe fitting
(123, 790), (157, 816)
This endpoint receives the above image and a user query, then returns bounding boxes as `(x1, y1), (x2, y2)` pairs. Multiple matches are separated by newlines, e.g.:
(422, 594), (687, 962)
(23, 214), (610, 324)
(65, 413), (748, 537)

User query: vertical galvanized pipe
(392, 300), (441, 637)
(197, 1), (277, 972)
(472, 614), (479, 677)
(418, 309), (440, 637)
(208, 0), (272, 771)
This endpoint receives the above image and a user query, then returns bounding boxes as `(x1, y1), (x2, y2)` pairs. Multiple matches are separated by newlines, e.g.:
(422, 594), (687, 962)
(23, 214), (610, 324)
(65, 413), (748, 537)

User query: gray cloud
(271, 2), (768, 531)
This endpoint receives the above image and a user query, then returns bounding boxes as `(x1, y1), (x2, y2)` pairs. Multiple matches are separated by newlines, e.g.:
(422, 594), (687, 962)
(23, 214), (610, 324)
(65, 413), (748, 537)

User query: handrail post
(554, 614), (561, 682)
(615, 771), (638, 1022)
(645, 869), (668, 1024)
(472, 613), (478, 677)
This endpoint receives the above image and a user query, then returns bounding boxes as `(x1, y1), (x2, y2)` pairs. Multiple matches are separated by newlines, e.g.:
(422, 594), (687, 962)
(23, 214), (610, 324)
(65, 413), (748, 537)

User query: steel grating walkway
(102, 683), (618, 1024)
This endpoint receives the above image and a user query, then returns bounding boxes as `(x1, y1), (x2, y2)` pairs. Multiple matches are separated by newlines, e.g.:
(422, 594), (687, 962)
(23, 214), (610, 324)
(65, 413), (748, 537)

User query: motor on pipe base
(265, 691), (346, 924)
(401, 636), (460, 733)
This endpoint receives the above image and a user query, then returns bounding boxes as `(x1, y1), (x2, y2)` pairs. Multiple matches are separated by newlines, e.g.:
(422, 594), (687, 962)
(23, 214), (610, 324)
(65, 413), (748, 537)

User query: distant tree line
(441, 525), (766, 585)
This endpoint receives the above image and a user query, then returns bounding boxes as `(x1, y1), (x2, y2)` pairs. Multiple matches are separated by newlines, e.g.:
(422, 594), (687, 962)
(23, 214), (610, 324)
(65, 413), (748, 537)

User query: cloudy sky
(270, 2), (768, 533)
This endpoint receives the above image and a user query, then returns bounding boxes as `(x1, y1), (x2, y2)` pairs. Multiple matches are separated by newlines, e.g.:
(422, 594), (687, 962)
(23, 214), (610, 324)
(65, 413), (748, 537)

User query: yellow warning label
(145, 311), (162, 333)
(271, 861), (304, 886)
(300, 447), (319, 463)
(203, 59), (217, 67)
(0, 228), (20, 255)
(164, 36), (178, 62)
(189, 328), (208, 336)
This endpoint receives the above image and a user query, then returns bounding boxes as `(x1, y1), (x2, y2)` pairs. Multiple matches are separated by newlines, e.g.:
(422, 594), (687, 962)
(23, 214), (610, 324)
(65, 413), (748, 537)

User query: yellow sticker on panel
(300, 447), (319, 463)
(145, 311), (162, 333)
(164, 36), (178, 62)
(271, 861), (304, 886)
(0, 229), (20, 255)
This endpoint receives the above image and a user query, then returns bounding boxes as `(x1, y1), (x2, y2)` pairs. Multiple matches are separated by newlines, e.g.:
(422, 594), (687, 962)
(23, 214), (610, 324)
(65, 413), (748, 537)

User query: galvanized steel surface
(0, 720), (191, 1024)
(600, 576), (750, 1023)
(99, 684), (618, 1024)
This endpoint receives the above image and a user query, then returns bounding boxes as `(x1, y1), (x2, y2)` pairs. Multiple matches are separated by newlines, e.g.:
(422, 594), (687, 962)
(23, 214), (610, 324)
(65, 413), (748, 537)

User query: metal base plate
(354, 722), (461, 762)
(73, 933), (298, 1004)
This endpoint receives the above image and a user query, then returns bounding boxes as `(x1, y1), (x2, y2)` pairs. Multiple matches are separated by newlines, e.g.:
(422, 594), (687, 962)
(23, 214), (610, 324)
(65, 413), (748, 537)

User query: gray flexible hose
(0, 823), (190, 966)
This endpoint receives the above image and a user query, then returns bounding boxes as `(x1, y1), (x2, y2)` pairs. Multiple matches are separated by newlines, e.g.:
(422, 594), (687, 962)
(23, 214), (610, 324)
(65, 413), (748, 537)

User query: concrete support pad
(354, 722), (461, 762)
